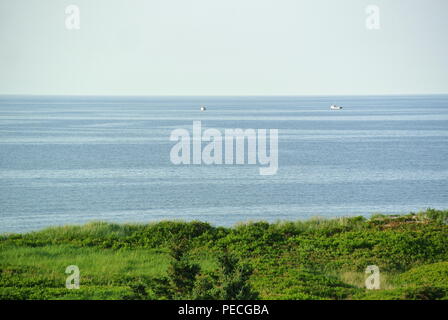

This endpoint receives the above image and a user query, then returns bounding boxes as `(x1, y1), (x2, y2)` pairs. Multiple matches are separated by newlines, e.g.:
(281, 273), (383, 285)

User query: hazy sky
(0, 0), (447, 95)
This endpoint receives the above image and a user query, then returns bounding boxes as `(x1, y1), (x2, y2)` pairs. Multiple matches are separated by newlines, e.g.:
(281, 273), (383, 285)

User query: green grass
(397, 262), (448, 287)
(1, 208), (447, 300)
(1, 246), (170, 282)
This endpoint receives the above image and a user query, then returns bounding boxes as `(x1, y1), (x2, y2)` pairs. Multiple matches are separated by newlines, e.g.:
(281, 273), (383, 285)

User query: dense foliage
(1, 209), (447, 300)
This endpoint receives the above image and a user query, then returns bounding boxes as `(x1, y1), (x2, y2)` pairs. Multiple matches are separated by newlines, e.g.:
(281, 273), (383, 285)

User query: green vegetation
(1, 208), (447, 300)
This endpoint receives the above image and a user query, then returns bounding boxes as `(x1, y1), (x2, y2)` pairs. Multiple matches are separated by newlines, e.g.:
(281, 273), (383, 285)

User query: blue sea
(0, 95), (447, 233)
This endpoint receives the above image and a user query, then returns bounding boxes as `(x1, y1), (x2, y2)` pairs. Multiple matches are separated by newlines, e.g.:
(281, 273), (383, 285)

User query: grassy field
(1, 208), (447, 300)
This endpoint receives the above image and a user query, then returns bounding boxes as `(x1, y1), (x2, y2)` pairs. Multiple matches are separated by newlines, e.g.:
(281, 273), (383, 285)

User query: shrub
(396, 262), (448, 288)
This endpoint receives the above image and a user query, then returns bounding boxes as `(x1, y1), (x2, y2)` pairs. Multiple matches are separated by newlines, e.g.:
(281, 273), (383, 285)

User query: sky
(0, 0), (447, 96)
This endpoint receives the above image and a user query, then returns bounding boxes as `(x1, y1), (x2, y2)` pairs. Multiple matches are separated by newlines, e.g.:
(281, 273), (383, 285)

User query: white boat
(200, 105), (207, 111)
(330, 104), (343, 110)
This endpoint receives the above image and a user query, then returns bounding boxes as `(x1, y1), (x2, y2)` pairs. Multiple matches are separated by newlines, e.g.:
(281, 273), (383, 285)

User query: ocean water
(0, 95), (447, 233)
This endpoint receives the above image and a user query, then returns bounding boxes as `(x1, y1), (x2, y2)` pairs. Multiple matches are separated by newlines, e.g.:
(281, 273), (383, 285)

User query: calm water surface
(0, 95), (447, 233)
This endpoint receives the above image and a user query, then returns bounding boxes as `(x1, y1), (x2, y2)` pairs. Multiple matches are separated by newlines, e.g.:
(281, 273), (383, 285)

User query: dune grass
(1, 208), (447, 300)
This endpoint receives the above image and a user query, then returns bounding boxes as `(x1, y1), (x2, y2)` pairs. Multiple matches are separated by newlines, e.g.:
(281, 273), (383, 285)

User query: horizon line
(1, 93), (448, 98)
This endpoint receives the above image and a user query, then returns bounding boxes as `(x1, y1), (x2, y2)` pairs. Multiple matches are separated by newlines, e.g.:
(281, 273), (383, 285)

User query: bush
(396, 262), (448, 287)
(1, 209), (447, 300)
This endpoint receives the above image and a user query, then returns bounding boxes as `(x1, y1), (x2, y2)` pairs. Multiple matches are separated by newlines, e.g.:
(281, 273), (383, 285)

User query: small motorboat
(200, 105), (207, 111)
(330, 104), (343, 110)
